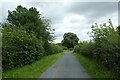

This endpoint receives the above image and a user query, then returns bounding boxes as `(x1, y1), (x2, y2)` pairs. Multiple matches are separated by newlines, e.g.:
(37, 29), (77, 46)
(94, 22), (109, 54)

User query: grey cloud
(25, 2), (68, 24)
(0, 2), (27, 22)
(67, 2), (118, 22)
(118, 2), (120, 25)
(54, 32), (64, 37)
(23, 2), (118, 24)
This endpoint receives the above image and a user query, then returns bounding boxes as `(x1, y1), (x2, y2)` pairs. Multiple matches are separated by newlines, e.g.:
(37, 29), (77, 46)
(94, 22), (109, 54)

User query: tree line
(1, 5), (64, 71)
(74, 19), (120, 78)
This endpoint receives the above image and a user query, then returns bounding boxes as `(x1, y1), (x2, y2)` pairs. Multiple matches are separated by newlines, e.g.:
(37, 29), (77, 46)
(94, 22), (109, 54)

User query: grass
(73, 53), (115, 79)
(0, 72), (1, 80)
(2, 52), (65, 78)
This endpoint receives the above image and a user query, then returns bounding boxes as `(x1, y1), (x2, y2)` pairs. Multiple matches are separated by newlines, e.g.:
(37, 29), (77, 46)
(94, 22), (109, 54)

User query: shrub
(50, 44), (63, 54)
(74, 45), (80, 53)
(2, 26), (44, 71)
(74, 19), (120, 78)
(69, 48), (73, 51)
(62, 46), (68, 50)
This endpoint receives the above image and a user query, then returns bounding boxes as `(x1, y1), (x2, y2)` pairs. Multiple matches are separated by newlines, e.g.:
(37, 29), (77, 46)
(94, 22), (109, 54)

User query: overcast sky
(0, 0), (119, 43)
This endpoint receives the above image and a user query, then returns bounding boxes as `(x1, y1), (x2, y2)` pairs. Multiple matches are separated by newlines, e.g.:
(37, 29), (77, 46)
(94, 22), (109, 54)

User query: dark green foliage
(62, 46), (68, 50)
(74, 19), (120, 78)
(2, 5), (54, 71)
(62, 32), (79, 49)
(74, 41), (95, 59)
(7, 5), (40, 27)
(7, 5), (53, 49)
(74, 45), (80, 53)
(50, 44), (63, 54)
(69, 48), (73, 51)
(2, 26), (44, 70)
(117, 25), (120, 35)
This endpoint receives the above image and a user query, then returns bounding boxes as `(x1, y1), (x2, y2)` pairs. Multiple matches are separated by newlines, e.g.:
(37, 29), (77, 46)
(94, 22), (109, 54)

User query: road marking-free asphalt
(40, 51), (91, 78)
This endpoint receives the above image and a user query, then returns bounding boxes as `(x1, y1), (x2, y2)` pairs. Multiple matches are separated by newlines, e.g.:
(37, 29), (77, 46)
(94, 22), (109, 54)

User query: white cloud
(1, 0), (119, 2)
(63, 14), (86, 24)
(52, 14), (91, 43)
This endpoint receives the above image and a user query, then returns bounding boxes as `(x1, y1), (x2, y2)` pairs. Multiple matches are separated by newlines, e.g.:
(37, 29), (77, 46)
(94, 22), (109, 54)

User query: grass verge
(2, 52), (65, 78)
(73, 53), (115, 79)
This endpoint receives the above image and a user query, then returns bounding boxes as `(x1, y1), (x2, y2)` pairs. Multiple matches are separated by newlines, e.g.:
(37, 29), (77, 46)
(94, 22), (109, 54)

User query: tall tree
(2, 5), (55, 71)
(62, 32), (79, 48)
(7, 5), (54, 54)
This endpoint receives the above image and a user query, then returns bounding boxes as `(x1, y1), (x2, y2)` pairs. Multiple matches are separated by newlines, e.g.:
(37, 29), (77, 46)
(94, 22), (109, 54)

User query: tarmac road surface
(40, 51), (91, 79)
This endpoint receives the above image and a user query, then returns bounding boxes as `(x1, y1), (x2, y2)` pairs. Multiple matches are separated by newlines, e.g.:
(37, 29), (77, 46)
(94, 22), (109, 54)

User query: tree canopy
(62, 32), (79, 48)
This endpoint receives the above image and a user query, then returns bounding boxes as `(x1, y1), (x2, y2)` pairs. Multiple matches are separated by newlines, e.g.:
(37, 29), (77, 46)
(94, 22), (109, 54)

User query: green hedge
(2, 26), (44, 71)
(50, 44), (63, 54)
(74, 20), (120, 78)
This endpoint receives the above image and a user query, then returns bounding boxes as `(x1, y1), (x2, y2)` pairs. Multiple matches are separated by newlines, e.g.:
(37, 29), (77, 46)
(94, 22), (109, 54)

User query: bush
(74, 19), (120, 78)
(74, 45), (80, 53)
(89, 21), (119, 72)
(69, 48), (73, 51)
(2, 26), (44, 71)
(62, 46), (68, 50)
(50, 44), (63, 54)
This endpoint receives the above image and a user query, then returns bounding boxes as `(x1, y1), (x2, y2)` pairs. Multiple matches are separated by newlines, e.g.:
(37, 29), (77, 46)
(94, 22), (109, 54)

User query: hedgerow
(74, 19), (120, 78)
